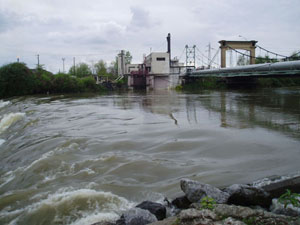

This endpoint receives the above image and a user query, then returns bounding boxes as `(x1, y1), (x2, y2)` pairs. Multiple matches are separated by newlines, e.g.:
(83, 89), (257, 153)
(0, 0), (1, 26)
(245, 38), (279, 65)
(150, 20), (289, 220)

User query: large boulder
(270, 198), (300, 217)
(91, 222), (115, 225)
(171, 195), (192, 209)
(224, 184), (272, 208)
(180, 179), (229, 204)
(261, 176), (300, 199)
(214, 204), (300, 225)
(116, 208), (157, 225)
(136, 201), (166, 221)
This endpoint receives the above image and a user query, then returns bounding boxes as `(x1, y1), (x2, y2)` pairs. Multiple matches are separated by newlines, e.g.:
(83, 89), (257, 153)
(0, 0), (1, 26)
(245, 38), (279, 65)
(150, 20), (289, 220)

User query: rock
(179, 208), (217, 225)
(148, 216), (178, 225)
(222, 217), (246, 225)
(224, 184), (272, 208)
(150, 204), (300, 225)
(180, 178), (229, 204)
(136, 201), (166, 221)
(115, 208), (157, 225)
(171, 195), (192, 209)
(270, 198), (300, 217)
(91, 222), (115, 225)
(261, 176), (300, 199)
(214, 204), (300, 225)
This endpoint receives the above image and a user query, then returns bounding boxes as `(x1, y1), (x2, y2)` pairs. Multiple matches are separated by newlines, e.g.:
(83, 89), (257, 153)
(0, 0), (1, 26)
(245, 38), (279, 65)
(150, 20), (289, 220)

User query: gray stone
(148, 216), (178, 225)
(180, 178), (229, 204)
(116, 208), (157, 225)
(261, 176), (300, 199)
(214, 204), (300, 225)
(91, 222), (115, 225)
(270, 198), (300, 217)
(179, 208), (217, 225)
(222, 217), (246, 225)
(136, 201), (166, 221)
(224, 184), (271, 208)
(171, 195), (191, 209)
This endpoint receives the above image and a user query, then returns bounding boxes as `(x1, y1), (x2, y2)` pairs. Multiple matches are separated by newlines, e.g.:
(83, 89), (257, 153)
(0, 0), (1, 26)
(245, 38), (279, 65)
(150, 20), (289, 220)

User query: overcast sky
(1, 0), (299, 72)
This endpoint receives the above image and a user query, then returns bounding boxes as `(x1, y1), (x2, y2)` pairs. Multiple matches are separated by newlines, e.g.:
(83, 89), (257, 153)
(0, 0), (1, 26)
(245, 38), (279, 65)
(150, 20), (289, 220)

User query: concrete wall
(146, 52), (170, 74)
(126, 64), (139, 74)
(154, 76), (169, 89)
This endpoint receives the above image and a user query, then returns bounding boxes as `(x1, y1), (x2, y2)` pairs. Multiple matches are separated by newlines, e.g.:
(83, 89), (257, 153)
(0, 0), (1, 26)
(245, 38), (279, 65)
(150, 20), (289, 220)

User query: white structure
(121, 34), (184, 89)
(117, 50), (126, 76)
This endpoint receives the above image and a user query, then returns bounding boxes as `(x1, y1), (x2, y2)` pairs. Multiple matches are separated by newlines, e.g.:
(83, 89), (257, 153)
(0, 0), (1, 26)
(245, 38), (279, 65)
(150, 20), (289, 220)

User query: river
(0, 88), (300, 225)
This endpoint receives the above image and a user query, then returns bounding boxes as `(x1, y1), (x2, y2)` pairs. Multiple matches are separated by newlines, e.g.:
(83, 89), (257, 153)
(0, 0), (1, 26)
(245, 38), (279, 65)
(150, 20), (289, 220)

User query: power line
(196, 47), (220, 66)
(256, 45), (288, 58)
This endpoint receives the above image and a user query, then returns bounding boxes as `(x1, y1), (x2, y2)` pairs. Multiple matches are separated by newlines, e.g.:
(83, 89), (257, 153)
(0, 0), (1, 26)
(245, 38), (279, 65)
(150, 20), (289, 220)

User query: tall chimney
(167, 33), (171, 61)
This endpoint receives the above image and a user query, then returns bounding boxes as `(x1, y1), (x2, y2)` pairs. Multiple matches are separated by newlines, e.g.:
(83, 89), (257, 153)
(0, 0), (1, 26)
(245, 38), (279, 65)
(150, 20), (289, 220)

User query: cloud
(127, 6), (160, 31)
(0, 0), (300, 72)
(0, 10), (19, 32)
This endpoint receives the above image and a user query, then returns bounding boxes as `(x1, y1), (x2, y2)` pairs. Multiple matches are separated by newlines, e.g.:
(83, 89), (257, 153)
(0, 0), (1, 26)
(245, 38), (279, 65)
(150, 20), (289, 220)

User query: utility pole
(207, 43), (211, 69)
(17, 57), (19, 62)
(37, 54), (40, 68)
(62, 58), (65, 73)
(73, 57), (76, 75)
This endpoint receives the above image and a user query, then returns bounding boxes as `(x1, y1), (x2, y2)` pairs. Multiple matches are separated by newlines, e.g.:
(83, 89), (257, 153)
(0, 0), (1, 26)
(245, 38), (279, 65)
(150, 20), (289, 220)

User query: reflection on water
(0, 88), (300, 225)
(182, 89), (300, 137)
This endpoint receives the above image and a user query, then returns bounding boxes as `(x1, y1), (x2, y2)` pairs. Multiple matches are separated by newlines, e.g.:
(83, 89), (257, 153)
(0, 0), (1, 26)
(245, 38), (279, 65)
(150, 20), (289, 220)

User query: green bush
(200, 196), (216, 210)
(32, 70), (54, 94)
(183, 77), (226, 90)
(52, 73), (79, 93)
(0, 62), (35, 97)
(257, 77), (300, 88)
(278, 189), (300, 208)
(0, 63), (107, 97)
(81, 76), (98, 91)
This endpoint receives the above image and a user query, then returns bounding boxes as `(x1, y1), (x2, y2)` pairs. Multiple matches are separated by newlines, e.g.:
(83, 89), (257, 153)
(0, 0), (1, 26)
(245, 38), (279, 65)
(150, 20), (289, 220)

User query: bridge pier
(219, 40), (257, 68)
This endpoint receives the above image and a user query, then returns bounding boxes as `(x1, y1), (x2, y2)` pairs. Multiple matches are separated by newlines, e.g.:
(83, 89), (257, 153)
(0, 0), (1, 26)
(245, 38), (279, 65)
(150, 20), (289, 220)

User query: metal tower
(185, 45), (196, 68)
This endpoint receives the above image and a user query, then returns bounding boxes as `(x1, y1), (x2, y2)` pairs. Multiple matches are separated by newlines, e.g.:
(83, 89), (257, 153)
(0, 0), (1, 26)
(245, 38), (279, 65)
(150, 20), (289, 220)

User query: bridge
(187, 60), (300, 78)
(183, 40), (300, 79)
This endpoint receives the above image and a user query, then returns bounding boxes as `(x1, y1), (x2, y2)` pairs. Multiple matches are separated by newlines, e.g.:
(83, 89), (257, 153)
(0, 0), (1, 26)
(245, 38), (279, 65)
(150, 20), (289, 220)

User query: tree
(287, 51), (300, 61)
(94, 60), (107, 75)
(69, 63), (92, 78)
(125, 51), (132, 64)
(0, 62), (35, 97)
(237, 55), (249, 66)
(255, 55), (278, 64)
(108, 60), (118, 76)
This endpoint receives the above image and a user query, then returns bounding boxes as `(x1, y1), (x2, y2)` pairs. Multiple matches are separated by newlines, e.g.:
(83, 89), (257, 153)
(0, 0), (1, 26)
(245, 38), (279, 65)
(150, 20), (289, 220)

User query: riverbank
(92, 175), (300, 225)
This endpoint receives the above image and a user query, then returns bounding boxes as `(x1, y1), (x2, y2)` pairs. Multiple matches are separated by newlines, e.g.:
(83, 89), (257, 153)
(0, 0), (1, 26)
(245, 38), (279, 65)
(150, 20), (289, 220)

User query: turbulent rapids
(0, 89), (300, 224)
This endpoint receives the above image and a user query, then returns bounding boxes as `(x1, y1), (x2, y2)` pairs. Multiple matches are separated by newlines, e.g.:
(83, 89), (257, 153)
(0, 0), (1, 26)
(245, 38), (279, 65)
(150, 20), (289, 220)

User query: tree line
(68, 51), (132, 78)
(0, 63), (105, 98)
(0, 51), (132, 98)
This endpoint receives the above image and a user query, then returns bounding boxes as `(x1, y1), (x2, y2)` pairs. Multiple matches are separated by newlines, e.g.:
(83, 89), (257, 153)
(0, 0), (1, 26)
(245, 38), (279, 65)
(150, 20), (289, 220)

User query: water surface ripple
(0, 89), (300, 224)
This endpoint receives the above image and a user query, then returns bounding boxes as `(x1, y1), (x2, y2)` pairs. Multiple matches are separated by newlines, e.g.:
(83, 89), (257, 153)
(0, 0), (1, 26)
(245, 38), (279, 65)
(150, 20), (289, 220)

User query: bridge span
(185, 60), (300, 78)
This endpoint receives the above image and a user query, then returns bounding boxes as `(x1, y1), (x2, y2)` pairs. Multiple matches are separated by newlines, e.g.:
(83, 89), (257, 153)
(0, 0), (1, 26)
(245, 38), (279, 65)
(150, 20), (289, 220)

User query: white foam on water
(0, 112), (25, 134)
(69, 211), (119, 225)
(0, 149), (57, 187)
(252, 171), (300, 188)
(1, 188), (135, 225)
(0, 170), (16, 188)
(0, 100), (10, 109)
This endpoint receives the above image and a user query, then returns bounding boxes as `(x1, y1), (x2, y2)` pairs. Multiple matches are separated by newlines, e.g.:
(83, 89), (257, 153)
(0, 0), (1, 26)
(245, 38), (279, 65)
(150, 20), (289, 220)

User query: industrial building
(118, 34), (184, 89)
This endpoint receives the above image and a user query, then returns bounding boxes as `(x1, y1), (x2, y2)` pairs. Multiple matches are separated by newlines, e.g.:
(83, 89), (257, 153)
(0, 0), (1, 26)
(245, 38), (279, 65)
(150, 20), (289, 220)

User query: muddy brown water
(0, 88), (300, 224)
